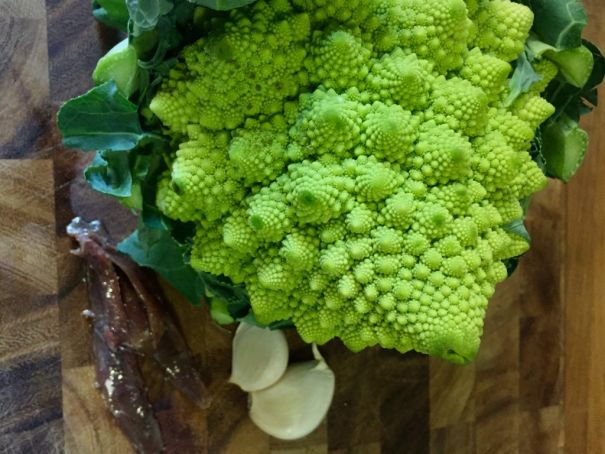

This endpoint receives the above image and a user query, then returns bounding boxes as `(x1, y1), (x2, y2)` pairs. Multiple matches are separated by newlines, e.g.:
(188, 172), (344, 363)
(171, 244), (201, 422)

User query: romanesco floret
(151, 0), (553, 364)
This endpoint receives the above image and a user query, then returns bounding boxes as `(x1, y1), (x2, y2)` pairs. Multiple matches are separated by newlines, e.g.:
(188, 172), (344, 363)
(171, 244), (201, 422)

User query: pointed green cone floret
(151, 0), (555, 363)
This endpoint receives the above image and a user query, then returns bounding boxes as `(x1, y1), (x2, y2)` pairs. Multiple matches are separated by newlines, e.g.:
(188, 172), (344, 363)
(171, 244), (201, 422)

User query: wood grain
(0, 0), (50, 158)
(0, 0), (604, 452)
(45, 0), (120, 103)
(0, 0), (46, 18)
(564, 3), (605, 453)
(0, 160), (62, 454)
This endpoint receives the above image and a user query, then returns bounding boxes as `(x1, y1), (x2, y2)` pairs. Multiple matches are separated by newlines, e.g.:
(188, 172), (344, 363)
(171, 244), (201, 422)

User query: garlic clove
(229, 322), (289, 392)
(249, 345), (335, 441)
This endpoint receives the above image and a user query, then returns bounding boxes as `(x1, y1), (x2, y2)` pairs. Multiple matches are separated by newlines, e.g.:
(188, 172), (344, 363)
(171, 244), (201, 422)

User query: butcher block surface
(1, 0), (604, 453)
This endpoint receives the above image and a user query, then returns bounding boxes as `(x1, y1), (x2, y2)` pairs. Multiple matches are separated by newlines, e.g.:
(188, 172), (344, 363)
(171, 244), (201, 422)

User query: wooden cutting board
(1, 1), (604, 452)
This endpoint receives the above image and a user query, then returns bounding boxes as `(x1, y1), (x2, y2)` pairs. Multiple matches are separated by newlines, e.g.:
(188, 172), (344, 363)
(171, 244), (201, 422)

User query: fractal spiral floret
(150, 0), (555, 363)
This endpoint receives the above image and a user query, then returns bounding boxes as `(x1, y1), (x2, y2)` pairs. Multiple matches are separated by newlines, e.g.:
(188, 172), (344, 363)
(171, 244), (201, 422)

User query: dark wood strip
(45, 0), (120, 103)
(326, 346), (430, 454)
(0, 0), (46, 18)
(380, 354), (430, 454)
(519, 315), (562, 409)
(0, 14), (49, 158)
(0, 353), (62, 431)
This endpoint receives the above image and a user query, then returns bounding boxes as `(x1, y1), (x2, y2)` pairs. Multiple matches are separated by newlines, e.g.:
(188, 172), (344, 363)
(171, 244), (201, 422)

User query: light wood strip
(0, 159), (61, 453)
(564, 3), (605, 452)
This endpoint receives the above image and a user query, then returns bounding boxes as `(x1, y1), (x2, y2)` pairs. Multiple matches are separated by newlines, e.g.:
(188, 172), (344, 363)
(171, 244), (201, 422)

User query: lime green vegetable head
(147, 0), (560, 363)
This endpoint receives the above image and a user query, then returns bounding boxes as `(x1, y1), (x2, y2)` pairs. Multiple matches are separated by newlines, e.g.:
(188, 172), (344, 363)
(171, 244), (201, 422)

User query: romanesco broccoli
(149, 0), (552, 364)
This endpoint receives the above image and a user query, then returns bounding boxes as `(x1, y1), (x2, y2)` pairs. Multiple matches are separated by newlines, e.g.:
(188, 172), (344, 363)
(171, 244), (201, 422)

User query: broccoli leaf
(541, 115), (589, 182)
(502, 214), (533, 277)
(92, 0), (130, 31)
(118, 223), (207, 305)
(544, 41), (605, 123)
(208, 299), (236, 324)
(547, 44), (595, 88)
(58, 81), (149, 151)
(239, 313), (294, 330)
(504, 257), (522, 277)
(584, 41), (605, 98)
(522, 0), (588, 50)
(127, 0), (174, 35)
(118, 222), (257, 323)
(506, 48), (543, 105)
(528, 126), (547, 172)
(526, 37), (596, 88)
(518, 0), (605, 185)
(85, 150), (133, 197)
(210, 300), (294, 329)
(187, 0), (257, 10)
(201, 273), (251, 319)
(93, 39), (140, 98)
(503, 218), (531, 243)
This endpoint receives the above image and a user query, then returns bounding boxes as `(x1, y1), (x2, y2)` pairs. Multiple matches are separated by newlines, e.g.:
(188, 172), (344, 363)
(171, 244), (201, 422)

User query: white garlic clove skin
(249, 346), (335, 441)
(229, 322), (289, 392)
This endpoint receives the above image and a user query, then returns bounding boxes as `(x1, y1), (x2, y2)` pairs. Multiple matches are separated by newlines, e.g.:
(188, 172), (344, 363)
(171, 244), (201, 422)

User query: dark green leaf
(266, 319), (295, 330)
(541, 115), (588, 182)
(502, 216), (532, 277)
(127, 0), (174, 35)
(92, 0), (130, 31)
(202, 273), (251, 319)
(506, 48), (542, 106)
(135, 16), (182, 68)
(85, 150), (132, 197)
(239, 313), (294, 330)
(137, 152), (171, 227)
(187, 0), (257, 11)
(543, 41), (605, 123)
(524, 0), (587, 50)
(546, 45), (595, 88)
(129, 1), (200, 107)
(58, 82), (147, 151)
(529, 127), (547, 172)
(503, 218), (531, 243)
(118, 221), (254, 319)
(142, 204), (174, 229)
(504, 257), (522, 277)
(581, 40), (605, 105)
(519, 197), (533, 214)
(119, 146), (166, 210)
(118, 223), (206, 304)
